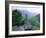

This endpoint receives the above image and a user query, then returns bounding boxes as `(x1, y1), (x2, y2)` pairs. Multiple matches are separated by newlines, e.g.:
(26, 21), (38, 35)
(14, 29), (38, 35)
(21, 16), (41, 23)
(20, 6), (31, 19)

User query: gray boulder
(23, 24), (33, 30)
(12, 25), (24, 31)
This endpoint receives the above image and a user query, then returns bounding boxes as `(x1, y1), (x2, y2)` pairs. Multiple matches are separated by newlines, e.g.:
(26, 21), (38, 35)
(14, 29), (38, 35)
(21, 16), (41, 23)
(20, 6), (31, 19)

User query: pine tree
(12, 9), (25, 26)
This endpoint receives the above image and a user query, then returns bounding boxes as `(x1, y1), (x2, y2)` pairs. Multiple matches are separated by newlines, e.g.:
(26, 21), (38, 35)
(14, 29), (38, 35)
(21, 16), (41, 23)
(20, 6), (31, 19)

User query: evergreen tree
(12, 9), (25, 26)
(30, 16), (40, 30)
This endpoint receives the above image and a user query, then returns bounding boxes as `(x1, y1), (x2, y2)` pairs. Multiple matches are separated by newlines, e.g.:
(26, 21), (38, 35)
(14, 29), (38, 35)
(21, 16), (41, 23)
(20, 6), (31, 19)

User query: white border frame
(9, 4), (43, 35)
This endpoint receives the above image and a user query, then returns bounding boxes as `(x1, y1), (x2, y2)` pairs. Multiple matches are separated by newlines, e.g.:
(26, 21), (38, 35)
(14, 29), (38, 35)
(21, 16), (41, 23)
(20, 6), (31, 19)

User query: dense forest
(12, 9), (40, 31)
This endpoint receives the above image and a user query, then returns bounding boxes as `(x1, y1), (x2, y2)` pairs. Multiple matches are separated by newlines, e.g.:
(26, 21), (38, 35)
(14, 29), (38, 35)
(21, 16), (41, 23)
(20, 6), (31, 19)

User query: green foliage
(12, 9), (25, 26)
(29, 16), (40, 30)
(12, 9), (40, 30)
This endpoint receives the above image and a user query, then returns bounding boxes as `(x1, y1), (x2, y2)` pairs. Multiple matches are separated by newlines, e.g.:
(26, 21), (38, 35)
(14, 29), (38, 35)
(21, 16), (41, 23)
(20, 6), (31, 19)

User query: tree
(29, 16), (40, 30)
(12, 9), (25, 26)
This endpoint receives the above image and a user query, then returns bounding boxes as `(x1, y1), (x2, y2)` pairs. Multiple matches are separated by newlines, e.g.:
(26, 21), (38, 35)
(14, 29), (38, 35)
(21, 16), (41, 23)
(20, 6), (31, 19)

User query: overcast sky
(12, 6), (41, 15)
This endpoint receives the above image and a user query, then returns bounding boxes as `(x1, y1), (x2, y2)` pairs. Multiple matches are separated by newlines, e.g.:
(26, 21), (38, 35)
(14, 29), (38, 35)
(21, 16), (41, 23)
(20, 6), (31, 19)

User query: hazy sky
(12, 6), (41, 15)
